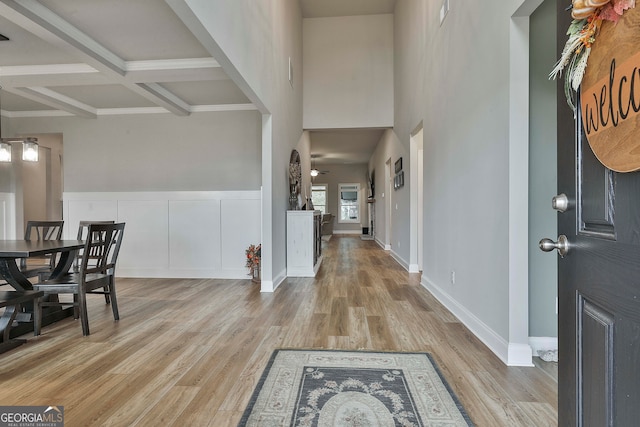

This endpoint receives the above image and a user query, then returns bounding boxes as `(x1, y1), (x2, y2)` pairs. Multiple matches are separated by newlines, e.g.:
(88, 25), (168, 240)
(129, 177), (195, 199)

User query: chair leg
(104, 288), (111, 305)
(108, 279), (119, 321)
(33, 296), (41, 336)
(78, 290), (90, 336)
(73, 294), (79, 319)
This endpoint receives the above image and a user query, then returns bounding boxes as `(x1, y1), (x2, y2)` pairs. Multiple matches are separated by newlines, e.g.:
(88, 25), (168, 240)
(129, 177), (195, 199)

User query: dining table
(0, 239), (84, 290)
(0, 239), (84, 338)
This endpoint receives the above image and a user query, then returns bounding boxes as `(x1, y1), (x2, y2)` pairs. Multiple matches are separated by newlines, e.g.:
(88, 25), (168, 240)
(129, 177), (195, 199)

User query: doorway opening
(409, 124), (424, 273)
(384, 158), (392, 250)
(0, 133), (63, 238)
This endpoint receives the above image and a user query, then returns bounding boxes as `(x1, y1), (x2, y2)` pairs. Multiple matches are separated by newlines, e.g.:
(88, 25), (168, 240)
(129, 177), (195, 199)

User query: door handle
(539, 235), (570, 257)
(552, 193), (570, 212)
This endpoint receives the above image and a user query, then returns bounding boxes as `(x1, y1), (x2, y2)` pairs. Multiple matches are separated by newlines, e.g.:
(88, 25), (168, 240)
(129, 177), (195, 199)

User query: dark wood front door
(556, 4), (640, 426)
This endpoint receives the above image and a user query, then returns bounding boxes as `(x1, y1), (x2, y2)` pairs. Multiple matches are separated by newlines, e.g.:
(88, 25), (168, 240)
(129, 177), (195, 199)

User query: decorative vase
(251, 265), (261, 283)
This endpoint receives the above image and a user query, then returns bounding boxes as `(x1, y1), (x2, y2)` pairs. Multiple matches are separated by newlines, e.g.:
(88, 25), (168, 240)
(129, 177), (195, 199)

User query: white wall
(368, 129), (408, 256)
(393, 0), (536, 365)
(168, 0), (304, 291)
(303, 14), (394, 129)
(9, 111), (262, 192)
(529, 0), (557, 339)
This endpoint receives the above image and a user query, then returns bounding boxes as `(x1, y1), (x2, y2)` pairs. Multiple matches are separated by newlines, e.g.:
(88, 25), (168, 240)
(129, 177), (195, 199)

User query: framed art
(395, 158), (403, 174)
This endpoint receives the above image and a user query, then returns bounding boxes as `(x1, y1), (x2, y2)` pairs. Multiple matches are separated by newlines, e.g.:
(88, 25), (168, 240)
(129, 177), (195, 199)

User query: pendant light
(22, 138), (39, 162)
(0, 142), (10, 162)
(0, 85), (39, 162)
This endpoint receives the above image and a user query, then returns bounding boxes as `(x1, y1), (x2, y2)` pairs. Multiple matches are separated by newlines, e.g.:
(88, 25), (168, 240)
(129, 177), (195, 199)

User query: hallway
(0, 235), (557, 425)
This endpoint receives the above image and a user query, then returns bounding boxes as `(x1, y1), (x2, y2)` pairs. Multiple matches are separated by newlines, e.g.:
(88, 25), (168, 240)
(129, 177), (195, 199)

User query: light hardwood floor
(0, 236), (557, 426)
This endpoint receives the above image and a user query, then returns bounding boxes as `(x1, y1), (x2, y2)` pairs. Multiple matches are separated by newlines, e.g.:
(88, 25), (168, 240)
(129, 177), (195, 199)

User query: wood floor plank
(0, 235), (557, 426)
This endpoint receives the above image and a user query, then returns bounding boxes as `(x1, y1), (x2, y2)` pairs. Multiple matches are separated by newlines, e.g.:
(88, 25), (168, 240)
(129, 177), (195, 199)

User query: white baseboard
(529, 336), (558, 356)
(333, 230), (362, 235)
(422, 275), (533, 367)
(390, 249), (409, 271)
(262, 267), (287, 292)
(508, 343), (534, 367)
(408, 264), (420, 273)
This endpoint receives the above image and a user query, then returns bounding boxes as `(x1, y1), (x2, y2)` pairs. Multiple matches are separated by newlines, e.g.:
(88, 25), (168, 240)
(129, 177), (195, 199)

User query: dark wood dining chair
(33, 222), (125, 336)
(74, 220), (115, 268)
(74, 220), (116, 303)
(20, 220), (64, 280)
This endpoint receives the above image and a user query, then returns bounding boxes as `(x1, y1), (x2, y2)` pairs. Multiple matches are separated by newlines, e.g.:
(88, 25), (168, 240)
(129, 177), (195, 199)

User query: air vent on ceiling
(0, 34), (9, 41)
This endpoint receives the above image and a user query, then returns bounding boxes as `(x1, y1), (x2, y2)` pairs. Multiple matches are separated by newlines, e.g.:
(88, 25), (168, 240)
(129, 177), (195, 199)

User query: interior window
(311, 184), (327, 214)
(338, 183), (360, 223)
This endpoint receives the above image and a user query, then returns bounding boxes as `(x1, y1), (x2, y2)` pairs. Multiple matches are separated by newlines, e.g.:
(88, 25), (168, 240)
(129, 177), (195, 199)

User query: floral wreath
(550, 0), (636, 109)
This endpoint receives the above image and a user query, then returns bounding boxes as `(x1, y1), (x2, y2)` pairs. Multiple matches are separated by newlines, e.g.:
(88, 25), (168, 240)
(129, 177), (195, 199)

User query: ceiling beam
(6, 86), (97, 118)
(0, 0), (191, 116)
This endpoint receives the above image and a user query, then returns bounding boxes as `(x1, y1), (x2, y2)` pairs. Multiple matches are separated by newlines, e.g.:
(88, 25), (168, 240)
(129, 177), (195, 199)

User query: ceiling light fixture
(0, 85), (39, 162)
(310, 169), (319, 177)
(0, 142), (10, 162)
(22, 139), (39, 162)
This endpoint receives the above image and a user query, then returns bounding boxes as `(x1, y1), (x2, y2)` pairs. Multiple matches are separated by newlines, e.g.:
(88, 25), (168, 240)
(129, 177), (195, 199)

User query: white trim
(0, 192), (16, 239)
(422, 275), (534, 367)
(337, 183), (361, 224)
(262, 267), (287, 293)
(508, 343), (534, 367)
(3, 104), (258, 118)
(286, 255), (323, 277)
(333, 229), (361, 235)
(126, 58), (220, 72)
(409, 123), (423, 274)
(63, 190), (261, 201)
(529, 336), (558, 356)
(3, 110), (74, 118)
(389, 249), (408, 271)
(0, 63), (98, 76)
(98, 107), (171, 116)
(504, 0), (545, 369)
(191, 104), (258, 112)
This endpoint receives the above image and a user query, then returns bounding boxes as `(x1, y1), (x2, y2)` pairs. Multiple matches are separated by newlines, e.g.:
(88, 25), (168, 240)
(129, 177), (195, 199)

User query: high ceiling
(0, 0), (395, 164)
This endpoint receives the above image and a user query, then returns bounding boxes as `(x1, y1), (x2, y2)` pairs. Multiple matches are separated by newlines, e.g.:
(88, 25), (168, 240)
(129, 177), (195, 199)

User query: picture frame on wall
(393, 171), (404, 190)
(394, 158), (403, 174)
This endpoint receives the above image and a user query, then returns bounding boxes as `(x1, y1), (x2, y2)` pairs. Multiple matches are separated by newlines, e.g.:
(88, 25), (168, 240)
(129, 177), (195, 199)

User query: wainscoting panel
(220, 198), (261, 277)
(63, 191), (261, 279)
(117, 200), (170, 271)
(169, 199), (221, 271)
(66, 200), (119, 238)
(0, 193), (16, 239)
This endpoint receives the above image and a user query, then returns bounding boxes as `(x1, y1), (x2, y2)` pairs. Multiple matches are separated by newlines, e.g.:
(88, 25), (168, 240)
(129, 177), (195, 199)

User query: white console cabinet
(287, 210), (322, 277)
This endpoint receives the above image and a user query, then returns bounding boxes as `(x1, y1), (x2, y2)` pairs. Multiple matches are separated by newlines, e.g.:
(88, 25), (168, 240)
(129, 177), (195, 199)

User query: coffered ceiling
(0, 0), (395, 164)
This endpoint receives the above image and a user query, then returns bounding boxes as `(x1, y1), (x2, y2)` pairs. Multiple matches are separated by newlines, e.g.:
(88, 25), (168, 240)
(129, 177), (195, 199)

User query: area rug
(238, 349), (474, 426)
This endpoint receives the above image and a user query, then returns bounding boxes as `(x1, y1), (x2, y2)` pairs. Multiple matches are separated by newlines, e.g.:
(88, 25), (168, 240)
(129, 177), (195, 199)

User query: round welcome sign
(580, 6), (640, 172)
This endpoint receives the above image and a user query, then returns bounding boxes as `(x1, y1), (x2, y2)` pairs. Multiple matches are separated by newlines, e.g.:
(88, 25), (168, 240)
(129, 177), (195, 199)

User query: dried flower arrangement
(550, 0), (636, 109)
(246, 244), (261, 280)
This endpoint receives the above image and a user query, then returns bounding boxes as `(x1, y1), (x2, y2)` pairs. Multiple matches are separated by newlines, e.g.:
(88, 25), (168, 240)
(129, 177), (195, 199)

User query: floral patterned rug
(238, 349), (474, 426)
